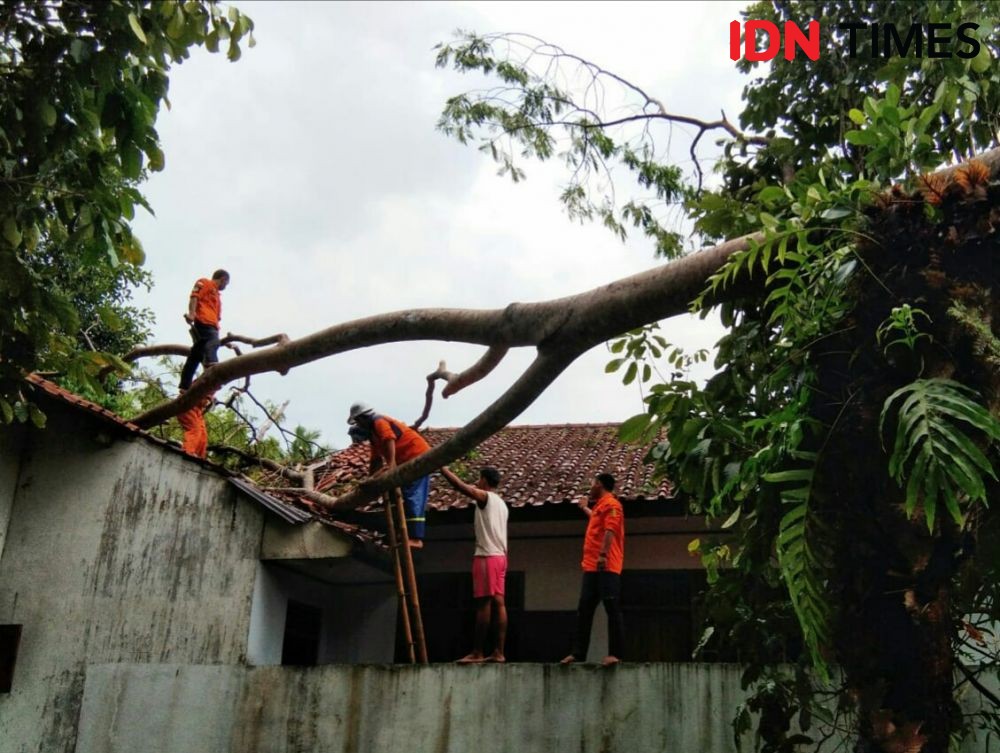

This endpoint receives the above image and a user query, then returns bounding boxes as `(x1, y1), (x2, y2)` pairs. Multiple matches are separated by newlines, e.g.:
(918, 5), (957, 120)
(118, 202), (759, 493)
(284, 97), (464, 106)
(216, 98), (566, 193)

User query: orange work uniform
(581, 492), (625, 573)
(190, 278), (222, 327)
(370, 415), (430, 465)
(178, 393), (214, 459)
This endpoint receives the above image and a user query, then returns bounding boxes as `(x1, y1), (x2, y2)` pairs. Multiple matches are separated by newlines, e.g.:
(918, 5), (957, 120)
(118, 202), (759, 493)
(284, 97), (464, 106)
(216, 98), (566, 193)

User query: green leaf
(618, 413), (651, 443)
(847, 108), (865, 125)
(27, 404), (46, 429)
(128, 13), (148, 44)
(758, 186), (786, 204)
(2, 217), (22, 247)
(845, 129), (877, 146)
(971, 45), (992, 74)
(819, 207), (852, 221)
(0, 399), (12, 424)
(605, 358), (624, 373)
(623, 361), (638, 385)
(721, 506), (741, 529)
(39, 100), (57, 127)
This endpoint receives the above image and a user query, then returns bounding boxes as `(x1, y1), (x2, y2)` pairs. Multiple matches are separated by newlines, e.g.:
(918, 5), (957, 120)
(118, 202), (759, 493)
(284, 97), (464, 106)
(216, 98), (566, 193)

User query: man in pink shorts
(439, 465), (508, 664)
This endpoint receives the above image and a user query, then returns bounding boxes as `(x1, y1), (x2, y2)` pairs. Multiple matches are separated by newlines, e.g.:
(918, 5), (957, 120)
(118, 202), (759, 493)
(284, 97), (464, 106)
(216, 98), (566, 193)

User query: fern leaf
(768, 453), (830, 679)
(882, 379), (1000, 530)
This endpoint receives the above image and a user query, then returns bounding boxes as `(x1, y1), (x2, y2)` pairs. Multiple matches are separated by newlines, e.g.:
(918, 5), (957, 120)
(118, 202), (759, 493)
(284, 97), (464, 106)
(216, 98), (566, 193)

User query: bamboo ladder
(383, 487), (428, 664)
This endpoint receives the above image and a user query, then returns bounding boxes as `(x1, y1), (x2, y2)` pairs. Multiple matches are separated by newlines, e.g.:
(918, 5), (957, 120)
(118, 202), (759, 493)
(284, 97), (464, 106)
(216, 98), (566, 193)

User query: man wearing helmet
(348, 402), (432, 548)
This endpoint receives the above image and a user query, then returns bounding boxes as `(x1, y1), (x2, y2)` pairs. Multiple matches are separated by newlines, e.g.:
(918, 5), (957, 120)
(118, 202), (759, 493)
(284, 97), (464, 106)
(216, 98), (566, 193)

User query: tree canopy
(0, 0), (254, 424)
(433, 2), (1000, 750)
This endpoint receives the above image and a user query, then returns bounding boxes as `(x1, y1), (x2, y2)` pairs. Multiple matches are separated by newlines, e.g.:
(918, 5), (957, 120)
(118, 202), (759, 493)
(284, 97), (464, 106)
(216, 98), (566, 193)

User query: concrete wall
(66, 663), (1000, 753)
(0, 423), (25, 561)
(247, 564), (397, 666)
(73, 662), (754, 753)
(0, 405), (266, 753)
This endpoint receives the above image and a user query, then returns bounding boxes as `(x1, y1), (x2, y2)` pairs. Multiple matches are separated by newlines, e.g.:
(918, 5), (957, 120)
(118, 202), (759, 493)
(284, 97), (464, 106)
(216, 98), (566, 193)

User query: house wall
(68, 662), (1000, 753)
(406, 517), (703, 661)
(0, 404), (266, 753)
(73, 662), (756, 753)
(246, 563), (397, 666)
(0, 423), (24, 561)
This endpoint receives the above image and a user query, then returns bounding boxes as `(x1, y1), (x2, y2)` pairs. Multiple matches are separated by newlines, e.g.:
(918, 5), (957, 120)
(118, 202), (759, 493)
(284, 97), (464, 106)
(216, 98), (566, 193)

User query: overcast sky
(131, 0), (749, 449)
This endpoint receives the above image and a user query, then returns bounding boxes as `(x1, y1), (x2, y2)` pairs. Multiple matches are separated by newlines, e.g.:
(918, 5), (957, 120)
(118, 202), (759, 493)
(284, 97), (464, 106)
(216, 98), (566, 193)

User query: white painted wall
(247, 562), (398, 666)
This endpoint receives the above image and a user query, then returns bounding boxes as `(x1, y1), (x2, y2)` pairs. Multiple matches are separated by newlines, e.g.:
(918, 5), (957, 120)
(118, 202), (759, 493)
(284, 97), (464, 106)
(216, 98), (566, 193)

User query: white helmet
(348, 402), (375, 424)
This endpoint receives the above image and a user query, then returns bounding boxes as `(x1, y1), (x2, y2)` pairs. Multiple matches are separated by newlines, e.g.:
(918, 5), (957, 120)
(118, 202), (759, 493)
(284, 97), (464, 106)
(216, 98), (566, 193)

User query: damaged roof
(270, 423), (674, 514)
(25, 376), (676, 550)
(23, 374), (384, 548)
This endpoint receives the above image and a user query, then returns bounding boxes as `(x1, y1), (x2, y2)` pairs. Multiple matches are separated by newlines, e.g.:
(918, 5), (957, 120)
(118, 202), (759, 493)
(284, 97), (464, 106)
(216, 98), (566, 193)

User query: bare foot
(559, 655), (577, 665)
(456, 653), (486, 664)
(408, 539), (424, 549)
(485, 652), (506, 664)
(600, 655), (620, 667)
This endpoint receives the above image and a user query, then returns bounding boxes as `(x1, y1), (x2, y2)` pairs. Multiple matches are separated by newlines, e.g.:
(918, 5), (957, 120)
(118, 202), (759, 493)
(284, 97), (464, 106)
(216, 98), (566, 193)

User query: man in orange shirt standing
(179, 269), (230, 391)
(348, 402), (432, 548)
(561, 473), (626, 666)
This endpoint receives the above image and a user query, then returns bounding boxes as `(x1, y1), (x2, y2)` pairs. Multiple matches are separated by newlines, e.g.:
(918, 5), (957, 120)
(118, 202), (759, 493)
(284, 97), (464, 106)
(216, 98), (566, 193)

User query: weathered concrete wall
(0, 423), (24, 561)
(67, 662), (1000, 753)
(247, 564), (395, 666)
(74, 662), (754, 753)
(0, 404), (266, 753)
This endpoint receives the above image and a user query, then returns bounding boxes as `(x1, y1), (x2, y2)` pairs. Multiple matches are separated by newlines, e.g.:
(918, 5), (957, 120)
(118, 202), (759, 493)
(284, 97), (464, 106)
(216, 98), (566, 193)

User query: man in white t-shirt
(439, 465), (508, 664)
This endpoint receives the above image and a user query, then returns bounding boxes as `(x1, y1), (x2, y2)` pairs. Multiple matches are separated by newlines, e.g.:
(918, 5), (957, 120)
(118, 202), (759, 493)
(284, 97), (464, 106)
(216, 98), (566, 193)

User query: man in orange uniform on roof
(561, 472), (626, 666)
(348, 402), (432, 548)
(179, 269), (230, 391)
(177, 391), (215, 459)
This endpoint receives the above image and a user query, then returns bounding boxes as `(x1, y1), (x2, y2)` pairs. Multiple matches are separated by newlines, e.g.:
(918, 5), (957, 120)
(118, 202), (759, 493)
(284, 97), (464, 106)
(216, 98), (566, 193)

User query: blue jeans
(402, 475), (430, 540)
(179, 323), (220, 390)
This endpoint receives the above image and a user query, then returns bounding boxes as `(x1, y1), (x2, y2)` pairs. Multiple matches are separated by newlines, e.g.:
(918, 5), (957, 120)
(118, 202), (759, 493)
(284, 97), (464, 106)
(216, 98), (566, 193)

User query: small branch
(208, 445), (307, 483)
(957, 662), (1000, 709)
(320, 345), (581, 511)
(261, 486), (341, 510)
(101, 331), (292, 380)
(412, 346), (509, 429)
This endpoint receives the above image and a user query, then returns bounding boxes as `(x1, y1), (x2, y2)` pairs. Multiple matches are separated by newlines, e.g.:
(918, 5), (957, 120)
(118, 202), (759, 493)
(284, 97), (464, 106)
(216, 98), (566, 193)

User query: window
(1, 625), (22, 693)
(281, 601), (322, 666)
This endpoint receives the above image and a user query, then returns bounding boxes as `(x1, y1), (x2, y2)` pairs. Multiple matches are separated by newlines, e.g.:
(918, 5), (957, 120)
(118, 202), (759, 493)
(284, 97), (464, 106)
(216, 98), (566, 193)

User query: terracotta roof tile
(309, 423), (673, 512)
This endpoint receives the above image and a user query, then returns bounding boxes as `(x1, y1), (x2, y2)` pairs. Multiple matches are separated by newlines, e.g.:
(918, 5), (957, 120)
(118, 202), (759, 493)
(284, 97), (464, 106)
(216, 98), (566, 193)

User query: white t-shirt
(474, 491), (508, 556)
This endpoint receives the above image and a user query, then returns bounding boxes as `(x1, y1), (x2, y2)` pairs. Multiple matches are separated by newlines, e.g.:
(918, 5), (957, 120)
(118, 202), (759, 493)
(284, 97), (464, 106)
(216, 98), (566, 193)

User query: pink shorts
(472, 555), (507, 598)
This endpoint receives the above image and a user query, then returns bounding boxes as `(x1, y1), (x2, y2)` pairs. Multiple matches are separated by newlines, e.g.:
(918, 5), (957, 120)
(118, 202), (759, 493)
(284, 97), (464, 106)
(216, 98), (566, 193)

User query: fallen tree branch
(119, 147), (1000, 506)
(442, 345), (509, 398)
(412, 346), (509, 429)
(132, 229), (763, 429)
(209, 445), (307, 483)
(323, 346), (581, 511)
(100, 331), (291, 380)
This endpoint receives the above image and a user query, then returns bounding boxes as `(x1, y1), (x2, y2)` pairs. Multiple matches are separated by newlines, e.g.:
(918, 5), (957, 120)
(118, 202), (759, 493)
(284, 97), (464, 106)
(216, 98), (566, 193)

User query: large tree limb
(131, 229), (760, 429)
(325, 346), (582, 510)
(122, 144), (1000, 507)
